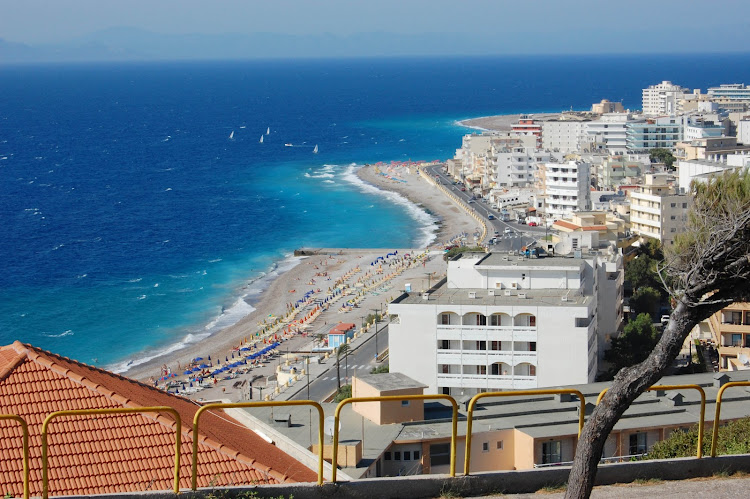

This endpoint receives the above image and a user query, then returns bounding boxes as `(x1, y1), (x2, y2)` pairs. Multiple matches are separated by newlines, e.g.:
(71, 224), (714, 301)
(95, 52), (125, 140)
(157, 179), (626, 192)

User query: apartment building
(492, 146), (551, 188)
(628, 173), (688, 246)
(388, 248), (623, 397)
(584, 113), (638, 155)
(541, 117), (590, 152)
(642, 80), (691, 116)
(707, 83), (750, 103)
(537, 159), (591, 219)
(706, 303), (750, 371)
(595, 158), (643, 189)
(511, 115), (543, 148)
(625, 117), (682, 153)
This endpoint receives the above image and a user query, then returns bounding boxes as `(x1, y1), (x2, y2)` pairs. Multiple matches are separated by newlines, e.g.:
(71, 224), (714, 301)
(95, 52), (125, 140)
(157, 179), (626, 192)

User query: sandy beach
(458, 112), (563, 132)
(125, 163), (481, 398)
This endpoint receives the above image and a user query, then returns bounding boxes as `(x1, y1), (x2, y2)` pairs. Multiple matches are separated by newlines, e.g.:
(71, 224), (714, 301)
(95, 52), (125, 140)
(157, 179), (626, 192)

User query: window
(414, 450), (420, 460)
(491, 340), (501, 350)
(476, 340), (487, 350)
(476, 315), (487, 326)
(529, 315), (536, 327)
(490, 315), (501, 326)
(440, 340), (450, 350)
(476, 365), (487, 375)
(497, 441), (504, 450)
(682, 203), (688, 208)
(394, 451), (401, 461)
(384, 452), (392, 461)
(403, 451), (411, 460)
(670, 203), (676, 208)
(440, 314), (451, 325)
(530, 342), (537, 351)
(530, 365), (537, 376)
(482, 442), (489, 452)
(441, 364), (450, 374)
(401, 400), (410, 407)
(629, 433), (647, 455)
(732, 334), (742, 347)
(542, 441), (562, 464)
(430, 443), (451, 466)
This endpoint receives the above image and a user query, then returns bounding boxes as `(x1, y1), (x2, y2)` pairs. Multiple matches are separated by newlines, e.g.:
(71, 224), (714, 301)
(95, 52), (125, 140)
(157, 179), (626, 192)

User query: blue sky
(2, 0), (749, 55)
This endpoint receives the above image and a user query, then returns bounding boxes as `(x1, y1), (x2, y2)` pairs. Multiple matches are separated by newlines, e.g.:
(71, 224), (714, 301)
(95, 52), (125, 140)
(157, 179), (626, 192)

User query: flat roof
(393, 280), (590, 307)
(356, 372), (427, 392)
(474, 253), (586, 269)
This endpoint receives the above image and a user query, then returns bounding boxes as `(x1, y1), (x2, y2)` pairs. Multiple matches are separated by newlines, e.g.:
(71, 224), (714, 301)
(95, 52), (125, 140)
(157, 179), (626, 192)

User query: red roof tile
(0, 342), (316, 496)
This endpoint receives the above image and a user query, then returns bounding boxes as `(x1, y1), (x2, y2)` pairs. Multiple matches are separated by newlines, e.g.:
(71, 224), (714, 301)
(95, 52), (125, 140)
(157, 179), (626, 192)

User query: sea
(2, 53), (750, 372)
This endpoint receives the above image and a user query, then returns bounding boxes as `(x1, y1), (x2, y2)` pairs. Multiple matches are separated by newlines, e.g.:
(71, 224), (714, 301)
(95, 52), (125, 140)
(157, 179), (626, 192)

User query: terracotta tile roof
(552, 220), (580, 231)
(0, 342), (316, 497)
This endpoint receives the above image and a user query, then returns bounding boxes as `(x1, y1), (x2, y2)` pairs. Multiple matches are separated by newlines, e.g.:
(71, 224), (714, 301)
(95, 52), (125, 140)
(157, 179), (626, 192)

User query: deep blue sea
(2, 53), (750, 371)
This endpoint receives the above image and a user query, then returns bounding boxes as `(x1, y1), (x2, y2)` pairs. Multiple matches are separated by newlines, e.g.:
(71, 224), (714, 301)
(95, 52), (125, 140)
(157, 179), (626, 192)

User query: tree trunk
(565, 299), (709, 498)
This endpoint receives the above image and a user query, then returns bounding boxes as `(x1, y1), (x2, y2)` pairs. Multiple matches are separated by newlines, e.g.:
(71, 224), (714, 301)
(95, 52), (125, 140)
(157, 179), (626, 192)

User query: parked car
(460, 187), (466, 191)
(504, 227), (512, 234)
(528, 221), (538, 227)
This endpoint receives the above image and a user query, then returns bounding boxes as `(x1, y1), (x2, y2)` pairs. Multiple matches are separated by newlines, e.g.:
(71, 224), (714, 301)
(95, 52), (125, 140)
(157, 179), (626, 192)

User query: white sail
(259, 135), (264, 143)
(313, 144), (318, 154)
(266, 127), (270, 135)
(229, 130), (234, 140)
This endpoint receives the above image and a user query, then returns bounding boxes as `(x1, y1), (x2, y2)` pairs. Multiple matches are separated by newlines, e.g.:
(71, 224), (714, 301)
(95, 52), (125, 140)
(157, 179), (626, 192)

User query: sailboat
(229, 130), (234, 140)
(266, 127), (270, 135)
(259, 135), (264, 144)
(313, 144), (318, 154)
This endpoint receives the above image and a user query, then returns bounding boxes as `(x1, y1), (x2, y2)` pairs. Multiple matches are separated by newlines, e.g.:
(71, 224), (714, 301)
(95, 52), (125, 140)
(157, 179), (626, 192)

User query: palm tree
(335, 344), (350, 391)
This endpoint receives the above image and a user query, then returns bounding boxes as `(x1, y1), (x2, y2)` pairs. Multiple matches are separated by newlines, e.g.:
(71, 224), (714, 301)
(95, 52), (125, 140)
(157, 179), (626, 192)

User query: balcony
(436, 325), (537, 342)
(437, 373), (537, 390)
(436, 350), (537, 366)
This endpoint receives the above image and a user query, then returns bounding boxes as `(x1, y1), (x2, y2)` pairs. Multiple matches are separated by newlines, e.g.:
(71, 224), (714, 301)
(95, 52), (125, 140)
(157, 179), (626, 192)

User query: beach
(458, 112), (563, 132)
(125, 163), (481, 399)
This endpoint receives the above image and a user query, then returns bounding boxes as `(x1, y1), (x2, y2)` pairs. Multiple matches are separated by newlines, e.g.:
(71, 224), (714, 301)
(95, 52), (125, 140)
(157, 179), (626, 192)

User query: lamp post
(371, 306), (381, 362)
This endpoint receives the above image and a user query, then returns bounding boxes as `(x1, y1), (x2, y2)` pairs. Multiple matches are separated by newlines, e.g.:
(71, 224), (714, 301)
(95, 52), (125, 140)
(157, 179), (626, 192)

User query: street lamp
(371, 306), (381, 361)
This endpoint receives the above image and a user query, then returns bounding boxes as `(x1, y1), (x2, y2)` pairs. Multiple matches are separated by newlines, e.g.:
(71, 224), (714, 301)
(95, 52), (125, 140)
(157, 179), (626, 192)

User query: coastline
(124, 162), (479, 383)
(457, 112), (563, 132)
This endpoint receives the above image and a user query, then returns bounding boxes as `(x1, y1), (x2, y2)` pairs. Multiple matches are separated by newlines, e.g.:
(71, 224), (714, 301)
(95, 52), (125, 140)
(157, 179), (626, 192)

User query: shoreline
(124, 162), (480, 383)
(456, 112), (566, 132)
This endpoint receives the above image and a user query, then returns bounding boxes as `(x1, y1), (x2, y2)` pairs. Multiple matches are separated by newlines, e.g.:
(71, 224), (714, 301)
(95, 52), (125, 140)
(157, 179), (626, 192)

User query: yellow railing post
(192, 400), (325, 489)
(464, 389), (585, 475)
(711, 381), (750, 457)
(597, 384), (706, 459)
(0, 414), (30, 499)
(331, 394), (458, 482)
(41, 407), (181, 499)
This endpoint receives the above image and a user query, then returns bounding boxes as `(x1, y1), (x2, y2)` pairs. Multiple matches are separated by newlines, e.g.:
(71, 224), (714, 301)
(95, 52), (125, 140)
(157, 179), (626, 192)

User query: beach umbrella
(199, 364), (209, 369)
(225, 356), (228, 362)
(194, 357), (203, 361)
(183, 370), (192, 375)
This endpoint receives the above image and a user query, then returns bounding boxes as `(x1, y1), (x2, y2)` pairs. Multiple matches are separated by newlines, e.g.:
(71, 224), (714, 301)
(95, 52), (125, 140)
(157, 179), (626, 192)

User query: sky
(1, 0), (749, 56)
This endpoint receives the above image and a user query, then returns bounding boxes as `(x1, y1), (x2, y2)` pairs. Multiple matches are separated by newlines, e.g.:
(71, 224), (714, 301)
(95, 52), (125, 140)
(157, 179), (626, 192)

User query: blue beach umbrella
(194, 357), (203, 361)
(183, 370), (192, 375)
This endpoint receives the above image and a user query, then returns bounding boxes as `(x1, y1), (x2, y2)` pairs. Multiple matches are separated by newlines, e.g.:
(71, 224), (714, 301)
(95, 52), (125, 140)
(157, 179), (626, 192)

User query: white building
(628, 173), (688, 247)
(585, 114), (638, 155)
(707, 83), (750, 103)
(492, 146), (551, 188)
(541, 118), (590, 152)
(642, 80), (691, 116)
(738, 118), (750, 145)
(538, 160), (591, 219)
(388, 249), (623, 396)
(677, 158), (749, 192)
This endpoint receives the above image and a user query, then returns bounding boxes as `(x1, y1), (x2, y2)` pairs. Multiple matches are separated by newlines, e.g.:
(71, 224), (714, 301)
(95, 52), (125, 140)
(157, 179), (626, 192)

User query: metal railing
(0, 414), (29, 499)
(464, 389), (586, 475)
(41, 407), (181, 499)
(192, 400), (325, 487)
(332, 394), (458, 482)
(597, 384), (706, 459)
(711, 381), (750, 457)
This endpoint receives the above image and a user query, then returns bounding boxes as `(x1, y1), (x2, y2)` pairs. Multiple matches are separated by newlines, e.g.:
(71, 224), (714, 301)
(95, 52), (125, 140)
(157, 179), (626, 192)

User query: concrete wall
(98, 454), (750, 499)
(351, 377), (424, 425)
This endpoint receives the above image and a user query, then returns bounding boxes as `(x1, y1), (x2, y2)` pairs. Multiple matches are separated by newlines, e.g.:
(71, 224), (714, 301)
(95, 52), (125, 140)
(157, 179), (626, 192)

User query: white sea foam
(112, 255), (306, 375)
(308, 173), (334, 179)
(323, 180), (335, 184)
(137, 294), (147, 300)
(42, 330), (73, 338)
(340, 164), (437, 248)
(208, 258), (222, 263)
(128, 277), (142, 283)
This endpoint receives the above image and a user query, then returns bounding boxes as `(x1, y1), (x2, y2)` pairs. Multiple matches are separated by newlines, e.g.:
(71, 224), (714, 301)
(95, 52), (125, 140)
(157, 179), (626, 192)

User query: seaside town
(3, 79), (750, 497)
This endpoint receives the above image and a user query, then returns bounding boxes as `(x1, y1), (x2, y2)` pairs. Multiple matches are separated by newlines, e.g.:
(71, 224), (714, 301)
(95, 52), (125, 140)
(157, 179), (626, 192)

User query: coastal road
(425, 164), (546, 251)
(288, 325), (390, 402)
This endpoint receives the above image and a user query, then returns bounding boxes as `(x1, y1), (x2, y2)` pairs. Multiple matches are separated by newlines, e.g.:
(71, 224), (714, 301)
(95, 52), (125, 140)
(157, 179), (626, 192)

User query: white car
(504, 227), (512, 234)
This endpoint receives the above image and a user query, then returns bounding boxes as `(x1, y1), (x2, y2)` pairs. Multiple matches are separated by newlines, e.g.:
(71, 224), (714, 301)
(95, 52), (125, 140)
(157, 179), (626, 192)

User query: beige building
(591, 99), (625, 114)
(353, 373), (426, 425)
(628, 173), (688, 247)
(706, 303), (750, 371)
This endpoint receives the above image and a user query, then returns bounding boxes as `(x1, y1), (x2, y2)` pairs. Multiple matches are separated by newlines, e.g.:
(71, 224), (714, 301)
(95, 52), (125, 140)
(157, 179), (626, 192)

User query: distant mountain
(0, 27), (492, 63)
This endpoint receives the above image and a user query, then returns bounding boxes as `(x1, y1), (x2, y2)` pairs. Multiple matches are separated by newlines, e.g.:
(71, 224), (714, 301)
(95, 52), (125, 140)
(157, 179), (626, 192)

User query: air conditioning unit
(488, 289), (495, 296)
(504, 290), (513, 296)
(423, 293), (430, 301)
(561, 295), (568, 302)
(468, 291), (476, 299)
(518, 293), (527, 299)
